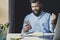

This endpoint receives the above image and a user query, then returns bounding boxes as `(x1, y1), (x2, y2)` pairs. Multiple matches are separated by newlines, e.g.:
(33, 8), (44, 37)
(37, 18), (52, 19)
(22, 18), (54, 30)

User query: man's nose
(33, 7), (36, 10)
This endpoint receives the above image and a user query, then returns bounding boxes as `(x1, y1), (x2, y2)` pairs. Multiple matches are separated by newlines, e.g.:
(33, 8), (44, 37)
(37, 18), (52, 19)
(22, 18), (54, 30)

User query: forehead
(31, 2), (40, 6)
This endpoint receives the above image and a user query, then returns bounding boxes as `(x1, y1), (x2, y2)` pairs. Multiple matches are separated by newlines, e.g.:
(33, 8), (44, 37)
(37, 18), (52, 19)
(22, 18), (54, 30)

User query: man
(22, 0), (53, 33)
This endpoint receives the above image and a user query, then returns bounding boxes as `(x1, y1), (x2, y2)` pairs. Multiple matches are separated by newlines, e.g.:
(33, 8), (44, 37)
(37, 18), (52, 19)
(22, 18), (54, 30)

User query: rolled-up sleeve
(21, 15), (29, 33)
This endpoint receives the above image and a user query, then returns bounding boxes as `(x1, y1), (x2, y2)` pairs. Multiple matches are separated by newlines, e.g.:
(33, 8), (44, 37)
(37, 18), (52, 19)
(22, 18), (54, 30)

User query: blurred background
(0, 0), (8, 40)
(0, 0), (8, 24)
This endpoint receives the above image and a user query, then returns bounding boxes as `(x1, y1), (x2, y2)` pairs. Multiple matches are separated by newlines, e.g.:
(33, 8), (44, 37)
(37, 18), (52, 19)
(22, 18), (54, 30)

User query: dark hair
(30, 0), (42, 3)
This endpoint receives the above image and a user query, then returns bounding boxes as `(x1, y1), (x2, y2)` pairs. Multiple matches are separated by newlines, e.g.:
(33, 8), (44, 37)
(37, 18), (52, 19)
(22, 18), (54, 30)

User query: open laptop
(53, 13), (60, 40)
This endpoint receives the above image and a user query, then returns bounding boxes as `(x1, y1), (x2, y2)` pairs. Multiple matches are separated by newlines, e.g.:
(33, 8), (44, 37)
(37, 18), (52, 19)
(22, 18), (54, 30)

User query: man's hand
(23, 24), (32, 33)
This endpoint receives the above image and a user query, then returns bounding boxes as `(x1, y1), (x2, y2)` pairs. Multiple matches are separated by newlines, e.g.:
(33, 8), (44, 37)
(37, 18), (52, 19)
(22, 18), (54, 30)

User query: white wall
(0, 0), (8, 24)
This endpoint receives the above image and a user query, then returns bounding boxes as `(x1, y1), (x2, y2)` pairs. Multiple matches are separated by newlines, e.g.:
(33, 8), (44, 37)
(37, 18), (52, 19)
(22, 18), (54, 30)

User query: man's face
(31, 2), (42, 15)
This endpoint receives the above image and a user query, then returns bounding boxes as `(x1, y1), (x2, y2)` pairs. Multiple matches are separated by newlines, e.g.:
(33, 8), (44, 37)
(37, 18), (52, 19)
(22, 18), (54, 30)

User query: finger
(24, 24), (29, 26)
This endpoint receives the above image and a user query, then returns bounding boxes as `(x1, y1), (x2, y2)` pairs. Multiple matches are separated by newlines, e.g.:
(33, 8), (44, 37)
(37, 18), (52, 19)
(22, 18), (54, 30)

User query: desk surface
(6, 33), (54, 40)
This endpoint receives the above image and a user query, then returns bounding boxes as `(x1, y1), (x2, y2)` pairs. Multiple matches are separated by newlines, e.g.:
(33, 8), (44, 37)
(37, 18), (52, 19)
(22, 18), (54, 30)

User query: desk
(6, 33), (22, 40)
(6, 33), (54, 40)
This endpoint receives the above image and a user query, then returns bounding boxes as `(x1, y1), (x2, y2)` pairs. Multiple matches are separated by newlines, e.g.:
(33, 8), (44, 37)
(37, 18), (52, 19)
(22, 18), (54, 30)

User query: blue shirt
(22, 11), (53, 33)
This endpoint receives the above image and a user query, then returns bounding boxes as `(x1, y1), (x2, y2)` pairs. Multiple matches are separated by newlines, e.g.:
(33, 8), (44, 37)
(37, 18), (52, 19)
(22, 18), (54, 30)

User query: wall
(0, 0), (8, 24)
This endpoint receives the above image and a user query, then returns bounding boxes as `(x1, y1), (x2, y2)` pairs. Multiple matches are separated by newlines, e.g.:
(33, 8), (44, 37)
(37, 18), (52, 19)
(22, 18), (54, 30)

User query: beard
(32, 9), (41, 16)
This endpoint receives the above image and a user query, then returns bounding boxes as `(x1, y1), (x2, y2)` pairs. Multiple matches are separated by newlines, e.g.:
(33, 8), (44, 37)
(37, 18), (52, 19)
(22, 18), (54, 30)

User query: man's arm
(21, 16), (32, 33)
(49, 14), (54, 33)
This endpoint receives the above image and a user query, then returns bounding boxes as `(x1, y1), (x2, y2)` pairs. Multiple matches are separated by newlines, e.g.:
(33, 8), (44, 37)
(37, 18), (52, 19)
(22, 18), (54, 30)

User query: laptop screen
(53, 13), (60, 40)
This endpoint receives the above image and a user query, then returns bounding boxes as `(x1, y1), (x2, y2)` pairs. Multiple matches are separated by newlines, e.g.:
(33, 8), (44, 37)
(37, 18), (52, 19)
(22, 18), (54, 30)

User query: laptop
(53, 13), (60, 40)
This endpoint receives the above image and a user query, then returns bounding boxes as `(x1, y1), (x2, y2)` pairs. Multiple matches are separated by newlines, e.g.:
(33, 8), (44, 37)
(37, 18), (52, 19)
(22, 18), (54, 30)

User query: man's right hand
(23, 24), (32, 33)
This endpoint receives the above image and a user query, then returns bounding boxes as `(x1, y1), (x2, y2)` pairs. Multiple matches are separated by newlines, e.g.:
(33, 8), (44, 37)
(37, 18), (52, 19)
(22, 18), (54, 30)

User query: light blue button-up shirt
(22, 11), (53, 33)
